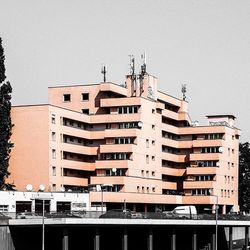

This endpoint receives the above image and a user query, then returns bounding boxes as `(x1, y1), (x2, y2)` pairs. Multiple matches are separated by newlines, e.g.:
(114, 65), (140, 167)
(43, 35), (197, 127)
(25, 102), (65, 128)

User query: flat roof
(206, 115), (236, 119)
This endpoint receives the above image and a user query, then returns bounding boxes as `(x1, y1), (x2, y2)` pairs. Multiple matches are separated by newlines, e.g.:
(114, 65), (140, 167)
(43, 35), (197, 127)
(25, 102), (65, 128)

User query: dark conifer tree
(239, 142), (250, 212)
(0, 37), (14, 190)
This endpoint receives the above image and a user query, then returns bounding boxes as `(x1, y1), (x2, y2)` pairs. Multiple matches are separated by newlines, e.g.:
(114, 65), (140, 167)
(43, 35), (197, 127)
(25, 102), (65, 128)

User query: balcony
(182, 195), (215, 204)
(162, 152), (188, 163)
(179, 126), (226, 135)
(192, 139), (223, 148)
(100, 97), (142, 107)
(183, 180), (215, 189)
(162, 109), (179, 121)
(105, 128), (138, 138)
(90, 176), (126, 185)
(189, 153), (221, 161)
(63, 176), (89, 186)
(100, 82), (127, 96)
(186, 166), (217, 175)
(62, 143), (98, 155)
(90, 113), (141, 124)
(161, 181), (177, 190)
(161, 123), (179, 134)
(161, 167), (186, 176)
(100, 144), (134, 153)
(162, 138), (179, 148)
(95, 160), (130, 169)
(61, 159), (95, 171)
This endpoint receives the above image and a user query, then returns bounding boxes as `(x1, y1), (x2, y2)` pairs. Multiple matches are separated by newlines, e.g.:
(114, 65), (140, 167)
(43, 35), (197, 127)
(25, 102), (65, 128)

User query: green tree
(239, 142), (250, 212)
(0, 37), (14, 190)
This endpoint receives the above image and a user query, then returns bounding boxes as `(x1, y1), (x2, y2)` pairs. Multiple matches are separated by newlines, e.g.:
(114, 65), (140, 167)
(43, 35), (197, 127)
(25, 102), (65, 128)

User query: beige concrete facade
(9, 73), (240, 213)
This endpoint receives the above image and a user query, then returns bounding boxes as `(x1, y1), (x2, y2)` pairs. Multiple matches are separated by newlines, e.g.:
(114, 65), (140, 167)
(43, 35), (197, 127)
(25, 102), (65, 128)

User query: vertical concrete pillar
(192, 228), (197, 250)
(94, 228), (100, 250)
(171, 228), (176, 250)
(222, 205), (226, 215)
(122, 227), (128, 250)
(229, 227), (233, 250)
(245, 226), (249, 249)
(62, 228), (69, 250)
(212, 232), (216, 250)
(144, 204), (148, 213)
(148, 228), (153, 250)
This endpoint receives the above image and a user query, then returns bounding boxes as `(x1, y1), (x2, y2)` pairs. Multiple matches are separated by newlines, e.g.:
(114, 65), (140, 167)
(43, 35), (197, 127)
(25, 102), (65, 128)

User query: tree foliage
(0, 37), (14, 190)
(239, 142), (250, 212)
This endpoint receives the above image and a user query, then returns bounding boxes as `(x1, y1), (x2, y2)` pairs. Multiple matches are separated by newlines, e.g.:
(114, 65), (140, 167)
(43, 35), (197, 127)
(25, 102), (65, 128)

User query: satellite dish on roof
(138, 121), (143, 128)
(39, 184), (45, 192)
(216, 162), (220, 167)
(26, 184), (33, 191)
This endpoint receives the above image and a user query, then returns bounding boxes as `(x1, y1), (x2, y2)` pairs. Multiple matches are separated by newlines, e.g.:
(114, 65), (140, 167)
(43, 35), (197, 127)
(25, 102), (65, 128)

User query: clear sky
(0, 0), (249, 142)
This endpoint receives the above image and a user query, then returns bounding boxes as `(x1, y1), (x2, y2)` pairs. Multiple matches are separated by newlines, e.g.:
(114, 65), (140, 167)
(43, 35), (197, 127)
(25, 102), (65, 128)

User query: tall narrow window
(52, 132), (56, 141)
(146, 139), (149, 148)
(52, 166), (56, 176)
(52, 149), (56, 159)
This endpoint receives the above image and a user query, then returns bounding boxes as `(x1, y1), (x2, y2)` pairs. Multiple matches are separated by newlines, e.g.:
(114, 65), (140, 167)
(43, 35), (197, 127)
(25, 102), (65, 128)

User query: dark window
(82, 109), (89, 114)
(63, 94), (71, 102)
(82, 93), (89, 101)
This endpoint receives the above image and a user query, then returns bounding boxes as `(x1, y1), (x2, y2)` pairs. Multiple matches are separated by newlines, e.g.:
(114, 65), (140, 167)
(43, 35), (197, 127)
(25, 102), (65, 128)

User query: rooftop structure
(8, 66), (240, 214)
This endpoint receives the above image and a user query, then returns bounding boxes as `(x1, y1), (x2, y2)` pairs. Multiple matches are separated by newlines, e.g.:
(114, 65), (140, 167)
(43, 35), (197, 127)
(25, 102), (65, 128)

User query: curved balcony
(161, 181), (177, 190)
(161, 123), (179, 134)
(192, 139), (223, 148)
(162, 109), (179, 121)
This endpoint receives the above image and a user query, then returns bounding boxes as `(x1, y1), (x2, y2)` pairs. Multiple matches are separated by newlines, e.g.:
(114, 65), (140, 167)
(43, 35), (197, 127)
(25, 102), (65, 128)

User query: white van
(163, 205), (197, 219)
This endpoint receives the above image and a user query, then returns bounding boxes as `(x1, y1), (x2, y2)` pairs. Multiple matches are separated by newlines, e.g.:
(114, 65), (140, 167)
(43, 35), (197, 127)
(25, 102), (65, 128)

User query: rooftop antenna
(141, 52), (147, 75)
(129, 55), (135, 75)
(101, 64), (107, 82)
(129, 55), (136, 96)
(181, 84), (187, 101)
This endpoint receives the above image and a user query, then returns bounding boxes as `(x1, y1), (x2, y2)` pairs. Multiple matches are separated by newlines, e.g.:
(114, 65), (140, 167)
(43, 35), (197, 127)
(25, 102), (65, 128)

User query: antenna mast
(129, 55), (136, 96)
(181, 84), (187, 101)
(101, 64), (107, 82)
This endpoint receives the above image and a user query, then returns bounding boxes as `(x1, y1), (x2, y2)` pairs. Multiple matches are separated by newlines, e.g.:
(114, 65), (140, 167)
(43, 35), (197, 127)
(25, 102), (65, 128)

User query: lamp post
(208, 189), (218, 250)
(98, 184), (113, 214)
(31, 192), (53, 250)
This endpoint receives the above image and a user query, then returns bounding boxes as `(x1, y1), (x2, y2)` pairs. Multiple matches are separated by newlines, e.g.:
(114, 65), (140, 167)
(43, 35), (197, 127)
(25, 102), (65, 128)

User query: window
(152, 187), (155, 192)
(82, 93), (89, 101)
(82, 109), (89, 115)
(146, 155), (149, 164)
(63, 94), (71, 102)
(141, 170), (144, 176)
(146, 139), (149, 148)
(51, 115), (56, 124)
(152, 125), (155, 130)
(152, 171), (155, 176)
(152, 140), (155, 145)
(152, 109), (155, 114)
(52, 166), (56, 176)
(118, 106), (138, 114)
(152, 156), (155, 161)
(232, 149), (235, 154)
(52, 132), (56, 141)
(52, 184), (56, 191)
(0, 205), (8, 212)
(52, 149), (56, 159)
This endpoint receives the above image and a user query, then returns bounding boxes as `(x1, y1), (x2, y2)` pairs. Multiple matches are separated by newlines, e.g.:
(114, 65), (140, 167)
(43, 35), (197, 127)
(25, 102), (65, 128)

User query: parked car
(99, 209), (132, 218)
(16, 212), (43, 219)
(163, 206), (197, 219)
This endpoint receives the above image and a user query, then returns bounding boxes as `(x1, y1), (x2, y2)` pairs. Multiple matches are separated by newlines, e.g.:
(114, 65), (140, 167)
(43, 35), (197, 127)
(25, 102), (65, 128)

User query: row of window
(204, 133), (224, 140)
(63, 93), (89, 102)
(224, 175), (234, 183)
(196, 161), (218, 167)
(114, 137), (134, 144)
(194, 175), (214, 181)
(137, 186), (155, 193)
(102, 153), (130, 160)
(118, 106), (138, 114)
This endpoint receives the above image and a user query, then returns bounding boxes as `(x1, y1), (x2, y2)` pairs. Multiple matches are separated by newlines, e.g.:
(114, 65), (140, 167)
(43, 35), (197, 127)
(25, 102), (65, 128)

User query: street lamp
(208, 189), (218, 250)
(97, 184), (113, 213)
(31, 191), (53, 250)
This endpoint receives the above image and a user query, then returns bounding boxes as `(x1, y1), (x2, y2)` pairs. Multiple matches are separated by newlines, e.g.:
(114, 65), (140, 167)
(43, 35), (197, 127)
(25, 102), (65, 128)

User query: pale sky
(1, 0), (250, 142)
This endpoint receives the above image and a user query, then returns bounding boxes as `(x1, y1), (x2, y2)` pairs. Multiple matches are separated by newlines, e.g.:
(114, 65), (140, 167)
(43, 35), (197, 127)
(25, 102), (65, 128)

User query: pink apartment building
(8, 71), (240, 214)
